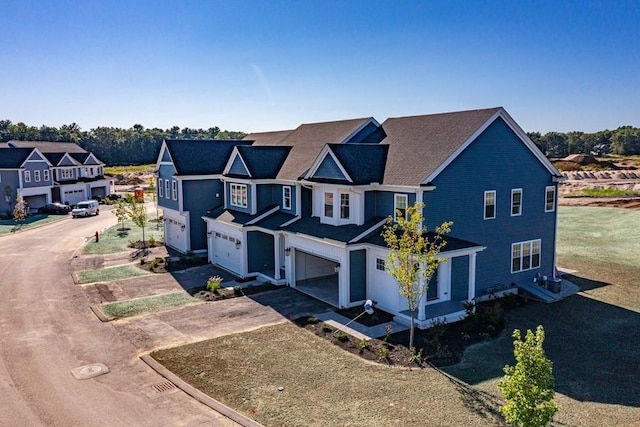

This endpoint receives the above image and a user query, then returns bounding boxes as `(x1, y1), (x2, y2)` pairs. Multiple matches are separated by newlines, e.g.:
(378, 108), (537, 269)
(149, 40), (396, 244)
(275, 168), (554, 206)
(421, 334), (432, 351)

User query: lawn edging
(140, 353), (264, 427)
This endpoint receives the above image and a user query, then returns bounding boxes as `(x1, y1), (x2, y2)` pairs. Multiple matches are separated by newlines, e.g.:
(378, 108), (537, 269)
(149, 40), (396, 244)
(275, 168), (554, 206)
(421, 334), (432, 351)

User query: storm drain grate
(152, 381), (177, 393)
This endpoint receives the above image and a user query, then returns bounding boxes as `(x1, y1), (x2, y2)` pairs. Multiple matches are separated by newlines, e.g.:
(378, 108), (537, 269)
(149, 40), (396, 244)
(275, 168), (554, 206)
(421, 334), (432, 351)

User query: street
(0, 211), (237, 426)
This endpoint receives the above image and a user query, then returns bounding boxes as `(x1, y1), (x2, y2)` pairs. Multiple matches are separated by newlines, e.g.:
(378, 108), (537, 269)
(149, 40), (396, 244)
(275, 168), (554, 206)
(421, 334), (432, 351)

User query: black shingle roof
(166, 139), (252, 175)
(0, 148), (34, 168)
(360, 228), (483, 252)
(69, 152), (91, 163)
(233, 146), (292, 179)
(42, 152), (68, 166)
(252, 211), (297, 230)
(324, 144), (388, 184)
(204, 205), (281, 226)
(282, 216), (386, 243)
(8, 140), (87, 153)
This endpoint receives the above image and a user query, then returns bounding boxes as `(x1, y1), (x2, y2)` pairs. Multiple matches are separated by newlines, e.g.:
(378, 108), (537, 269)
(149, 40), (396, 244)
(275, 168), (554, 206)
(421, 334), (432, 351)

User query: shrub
(206, 275), (223, 292)
(321, 323), (333, 333)
(357, 338), (370, 351)
(148, 236), (156, 247)
(334, 331), (349, 342)
(375, 345), (389, 361)
(306, 316), (320, 324)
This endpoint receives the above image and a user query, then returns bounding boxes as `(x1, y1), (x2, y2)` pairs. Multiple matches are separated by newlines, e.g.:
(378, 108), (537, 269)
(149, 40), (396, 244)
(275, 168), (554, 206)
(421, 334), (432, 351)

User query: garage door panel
(213, 232), (242, 274)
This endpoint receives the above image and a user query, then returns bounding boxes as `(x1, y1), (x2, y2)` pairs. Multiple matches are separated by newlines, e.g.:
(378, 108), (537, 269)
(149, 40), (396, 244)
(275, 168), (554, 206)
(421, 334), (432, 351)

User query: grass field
(0, 214), (68, 235)
(104, 164), (154, 175)
(566, 188), (640, 198)
(101, 292), (199, 319)
(152, 206), (640, 426)
(77, 264), (150, 284)
(82, 216), (163, 255)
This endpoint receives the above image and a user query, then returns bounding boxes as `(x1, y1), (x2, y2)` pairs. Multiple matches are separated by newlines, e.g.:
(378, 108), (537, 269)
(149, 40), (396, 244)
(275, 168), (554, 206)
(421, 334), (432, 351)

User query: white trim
(230, 183), (248, 208)
(422, 108), (562, 184)
(164, 180), (170, 199)
(511, 188), (522, 217)
(393, 193), (408, 221)
(158, 178), (164, 197)
(348, 218), (388, 243)
(246, 205), (280, 225)
(342, 117), (380, 143)
(155, 141), (175, 172)
(484, 190), (496, 220)
(545, 186), (556, 213)
(24, 170), (31, 183)
(511, 239), (541, 273)
(305, 145), (353, 183)
(222, 147), (252, 177)
(171, 179), (178, 201)
(282, 185), (292, 210)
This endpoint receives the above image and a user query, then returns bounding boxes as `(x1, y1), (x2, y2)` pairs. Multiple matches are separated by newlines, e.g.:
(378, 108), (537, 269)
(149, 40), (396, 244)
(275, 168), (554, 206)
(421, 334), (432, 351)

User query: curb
(140, 354), (264, 427)
(90, 304), (112, 322)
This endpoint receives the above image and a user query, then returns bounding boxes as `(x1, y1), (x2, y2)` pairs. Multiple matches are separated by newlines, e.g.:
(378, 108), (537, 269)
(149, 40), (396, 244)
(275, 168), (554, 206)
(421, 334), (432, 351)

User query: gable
(27, 151), (45, 162)
(59, 154), (76, 166)
(228, 153), (250, 177)
(161, 147), (172, 163)
(83, 153), (101, 165)
(312, 153), (349, 181)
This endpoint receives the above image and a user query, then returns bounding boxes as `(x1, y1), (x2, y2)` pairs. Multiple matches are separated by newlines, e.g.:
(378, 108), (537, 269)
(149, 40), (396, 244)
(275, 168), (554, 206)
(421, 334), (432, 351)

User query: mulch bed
(296, 295), (528, 368)
(138, 256), (209, 273)
(193, 284), (281, 302)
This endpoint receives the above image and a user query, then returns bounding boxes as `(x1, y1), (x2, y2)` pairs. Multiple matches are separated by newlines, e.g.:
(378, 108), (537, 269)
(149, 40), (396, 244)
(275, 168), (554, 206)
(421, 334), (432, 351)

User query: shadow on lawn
(445, 274), (640, 408)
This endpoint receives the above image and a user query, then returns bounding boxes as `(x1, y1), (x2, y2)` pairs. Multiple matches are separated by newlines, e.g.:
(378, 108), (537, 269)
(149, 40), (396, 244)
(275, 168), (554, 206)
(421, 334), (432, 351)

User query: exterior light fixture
(285, 247), (291, 256)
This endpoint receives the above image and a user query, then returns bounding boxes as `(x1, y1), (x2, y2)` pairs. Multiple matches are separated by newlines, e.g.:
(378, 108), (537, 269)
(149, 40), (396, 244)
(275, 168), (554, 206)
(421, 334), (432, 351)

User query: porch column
(468, 252), (477, 301)
(274, 234), (281, 280)
(417, 277), (427, 321)
(287, 248), (295, 287)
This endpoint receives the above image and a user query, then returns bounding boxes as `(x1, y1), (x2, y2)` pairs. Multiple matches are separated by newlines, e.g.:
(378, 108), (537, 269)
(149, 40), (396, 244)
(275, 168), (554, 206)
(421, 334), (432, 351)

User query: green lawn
(152, 206), (640, 426)
(101, 292), (199, 319)
(82, 216), (164, 255)
(77, 264), (150, 284)
(0, 214), (68, 235)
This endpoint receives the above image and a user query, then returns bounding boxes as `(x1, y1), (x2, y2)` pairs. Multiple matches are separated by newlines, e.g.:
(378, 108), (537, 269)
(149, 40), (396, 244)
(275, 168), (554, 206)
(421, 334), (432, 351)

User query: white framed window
(511, 189), (522, 216)
(511, 239), (541, 273)
(484, 190), (496, 219)
(43, 170), (50, 182)
(34, 170), (41, 182)
(158, 179), (164, 197)
(376, 258), (386, 271)
(230, 183), (248, 208)
(24, 170), (31, 183)
(283, 186), (292, 210)
(172, 180), (177, 200)
(545, 186), (556, 212)
(324, 192), (334, 218)
(164, 180), (170, 199)
(340, 193), (350, 219)
(60, 168), (73, 180)
(394, 194), (408, 221)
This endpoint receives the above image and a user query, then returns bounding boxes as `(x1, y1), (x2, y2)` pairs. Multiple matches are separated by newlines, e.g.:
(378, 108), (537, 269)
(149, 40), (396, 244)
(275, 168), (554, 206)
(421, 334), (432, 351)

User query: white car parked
(72, 200), (100, 218)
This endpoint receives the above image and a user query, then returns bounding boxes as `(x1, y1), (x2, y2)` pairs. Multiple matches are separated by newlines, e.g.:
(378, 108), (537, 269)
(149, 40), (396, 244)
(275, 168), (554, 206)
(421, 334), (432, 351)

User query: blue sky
(1, 0), (638, 134)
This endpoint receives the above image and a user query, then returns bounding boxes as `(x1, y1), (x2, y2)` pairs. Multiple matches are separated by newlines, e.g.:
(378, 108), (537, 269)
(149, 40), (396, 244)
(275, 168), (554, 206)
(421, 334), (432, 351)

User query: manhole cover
(71, 363), (110, 380)
(152, 381), (176, 393)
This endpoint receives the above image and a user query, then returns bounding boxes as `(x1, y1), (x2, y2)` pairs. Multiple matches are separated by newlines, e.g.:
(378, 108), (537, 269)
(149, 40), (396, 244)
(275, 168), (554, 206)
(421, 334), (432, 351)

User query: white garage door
(213, 232), (242, 275)
(165, 218), (188, 253)
(64, 189), (85, 205)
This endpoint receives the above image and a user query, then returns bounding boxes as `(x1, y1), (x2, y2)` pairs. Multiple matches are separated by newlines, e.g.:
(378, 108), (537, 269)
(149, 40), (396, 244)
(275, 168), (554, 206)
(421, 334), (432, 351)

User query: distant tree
(611, 126), (640, 155)
(499, 325), (558, 427)
(542, 132), (568, 157)
(382, 202), (452, 352)
(566, 131), (585, 154)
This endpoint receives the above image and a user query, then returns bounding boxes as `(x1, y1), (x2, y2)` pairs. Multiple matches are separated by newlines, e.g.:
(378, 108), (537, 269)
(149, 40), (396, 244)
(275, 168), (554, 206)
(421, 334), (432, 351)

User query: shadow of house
(444, 280), (640, 408)
(247, 287), (334, 320)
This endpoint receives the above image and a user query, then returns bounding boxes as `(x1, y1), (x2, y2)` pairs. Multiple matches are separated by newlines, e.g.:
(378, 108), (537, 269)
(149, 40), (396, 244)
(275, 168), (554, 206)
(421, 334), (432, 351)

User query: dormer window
(340, 193), (350, 219)
(394, 194), (407, 221)
(324, 192), (334, 218)
(231, 183), (248, 208)
(283, 186), (292, 210)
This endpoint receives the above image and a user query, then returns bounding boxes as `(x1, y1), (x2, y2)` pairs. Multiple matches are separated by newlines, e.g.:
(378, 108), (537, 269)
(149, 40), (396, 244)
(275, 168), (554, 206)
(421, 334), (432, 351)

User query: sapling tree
(112, 198), (129, 232)
(382, 202), (452, 352)
(498, 325), (558, 427)
(126, 194), (148, 248)
(13, 193), (27, 224)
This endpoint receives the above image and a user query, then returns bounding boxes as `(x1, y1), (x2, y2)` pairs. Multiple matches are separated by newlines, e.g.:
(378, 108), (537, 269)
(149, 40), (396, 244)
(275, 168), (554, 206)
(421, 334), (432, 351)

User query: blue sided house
(157, 108), (564, 328)
(0, 147), (53, 213)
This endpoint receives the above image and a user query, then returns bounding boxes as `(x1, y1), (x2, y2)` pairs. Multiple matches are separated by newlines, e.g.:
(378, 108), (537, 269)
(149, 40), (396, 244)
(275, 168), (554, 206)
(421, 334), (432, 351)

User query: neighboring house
(158, 108), (563, 328)
(5, 141), (109, 206)
(0, 147), (53, 213)
(155, 139), (252, 253)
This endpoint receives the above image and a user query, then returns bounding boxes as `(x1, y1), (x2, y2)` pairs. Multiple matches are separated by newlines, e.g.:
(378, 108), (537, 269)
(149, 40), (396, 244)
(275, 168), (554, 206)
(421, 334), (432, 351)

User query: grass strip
(0, 214), (67, 235)
(101, 292), (199, 319)
(77, 265), (149, 284)
(82, 215), (163, 255)
(566, 188), (640, 198)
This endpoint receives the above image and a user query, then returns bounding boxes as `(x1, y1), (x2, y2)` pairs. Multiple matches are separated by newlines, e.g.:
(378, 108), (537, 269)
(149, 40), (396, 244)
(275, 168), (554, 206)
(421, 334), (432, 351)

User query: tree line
(527, 125), (640, 158)
(0, 120), (246, 165)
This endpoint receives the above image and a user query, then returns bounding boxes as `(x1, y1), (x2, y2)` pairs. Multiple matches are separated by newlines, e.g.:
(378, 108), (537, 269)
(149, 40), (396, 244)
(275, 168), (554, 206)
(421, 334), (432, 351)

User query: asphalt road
(0, 210), (237, 426)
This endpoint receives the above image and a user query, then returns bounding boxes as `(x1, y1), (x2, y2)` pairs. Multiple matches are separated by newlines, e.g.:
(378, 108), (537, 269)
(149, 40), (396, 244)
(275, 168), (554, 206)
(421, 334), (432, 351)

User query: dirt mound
(563, 154), (599, 165)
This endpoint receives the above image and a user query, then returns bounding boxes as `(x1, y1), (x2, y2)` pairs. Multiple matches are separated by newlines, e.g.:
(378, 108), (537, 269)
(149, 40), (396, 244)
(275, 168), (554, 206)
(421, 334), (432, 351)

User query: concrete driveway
(0, 211), (242, 426)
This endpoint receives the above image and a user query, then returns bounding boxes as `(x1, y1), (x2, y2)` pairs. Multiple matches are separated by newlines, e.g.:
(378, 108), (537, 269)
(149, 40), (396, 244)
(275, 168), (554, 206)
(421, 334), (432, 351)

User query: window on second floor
(158, 179), (164, 198)
(43, 170), (50, 182)
(230, 183), (247, 208)
(283, 186), (292, 210)
(24, 170), (31, 183)
(511, 189), (522, 216)
(172, 180), (178, 201)
(545, 186), (556, 212)
(484, 190), (496, 219)
(394, 194), (408, 221)
(340, 193), (350, 219)
(60, 168), (73, 180)
(164, 180), (170, 199)
(324, 192), (333, 218)
(34, 170), (41, 182)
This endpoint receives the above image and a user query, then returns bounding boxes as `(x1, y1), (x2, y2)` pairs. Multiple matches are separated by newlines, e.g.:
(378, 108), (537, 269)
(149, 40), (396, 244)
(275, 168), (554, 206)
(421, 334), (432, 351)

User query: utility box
(549, 278), (562, 293)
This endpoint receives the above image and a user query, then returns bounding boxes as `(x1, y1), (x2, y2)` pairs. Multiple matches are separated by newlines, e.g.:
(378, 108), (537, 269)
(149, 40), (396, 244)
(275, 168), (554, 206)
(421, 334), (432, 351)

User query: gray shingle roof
(380, 107), (502, 186)
(243, 130), (293, 145)
(233, 146), (292, 179)
(0, 147), (35, 168)
(8, 140), (87, 153)
(251, 118), (375, 180)
(165, 139), (252, 175)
